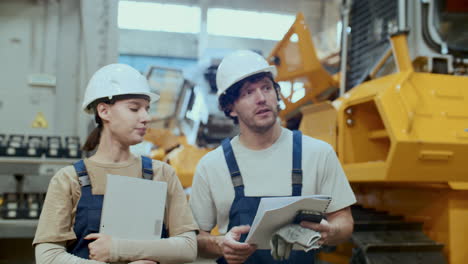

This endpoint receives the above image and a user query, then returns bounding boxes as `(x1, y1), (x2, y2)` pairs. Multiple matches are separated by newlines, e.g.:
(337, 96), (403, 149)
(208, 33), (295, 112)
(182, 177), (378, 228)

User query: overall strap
(73, 160), (91, 187)
(221, 138), (244, 189)
(141, 156), (169, 240)
(141, 156), (154, 180)
(73, 157), (154, 185)
(292, 130), (303, 196)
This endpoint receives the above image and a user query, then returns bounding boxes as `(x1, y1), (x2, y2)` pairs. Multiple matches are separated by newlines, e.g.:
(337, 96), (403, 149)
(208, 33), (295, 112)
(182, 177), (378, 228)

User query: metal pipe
(390, 33), (414, 72)
(339, 0), (352, 96)
(369, 48), (392, 79)
(398, 0), (407, 31)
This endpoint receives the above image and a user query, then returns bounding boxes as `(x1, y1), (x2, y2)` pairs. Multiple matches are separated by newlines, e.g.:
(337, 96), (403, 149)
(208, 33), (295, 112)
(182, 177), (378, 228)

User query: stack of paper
(245, 195), (331, 249)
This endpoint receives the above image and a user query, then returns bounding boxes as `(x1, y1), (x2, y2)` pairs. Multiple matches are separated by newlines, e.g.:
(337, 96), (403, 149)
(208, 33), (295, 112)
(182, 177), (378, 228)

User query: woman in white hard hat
(33, 64), (198, 264)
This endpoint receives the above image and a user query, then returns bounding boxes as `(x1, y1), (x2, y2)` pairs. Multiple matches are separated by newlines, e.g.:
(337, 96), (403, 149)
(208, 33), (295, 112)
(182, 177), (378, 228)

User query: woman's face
(100, 98), (151, 146)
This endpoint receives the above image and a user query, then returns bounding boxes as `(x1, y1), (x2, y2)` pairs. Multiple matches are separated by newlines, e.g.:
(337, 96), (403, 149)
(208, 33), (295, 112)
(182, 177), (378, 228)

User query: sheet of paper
(245, 195), (331, 249)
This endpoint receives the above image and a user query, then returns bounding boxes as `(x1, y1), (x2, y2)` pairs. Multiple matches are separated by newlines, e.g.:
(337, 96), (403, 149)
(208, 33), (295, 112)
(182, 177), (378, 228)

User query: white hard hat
(81, 63), (160, 114)
(216, 50), (277, 97)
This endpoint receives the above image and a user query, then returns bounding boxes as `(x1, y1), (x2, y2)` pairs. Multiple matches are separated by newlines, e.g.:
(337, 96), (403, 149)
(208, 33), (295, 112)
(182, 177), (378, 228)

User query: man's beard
(238, 106), (278, 134)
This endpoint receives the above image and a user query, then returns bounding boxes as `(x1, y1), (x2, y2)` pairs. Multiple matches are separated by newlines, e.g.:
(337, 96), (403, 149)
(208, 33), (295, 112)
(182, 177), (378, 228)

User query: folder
(100, 174), (167, 240)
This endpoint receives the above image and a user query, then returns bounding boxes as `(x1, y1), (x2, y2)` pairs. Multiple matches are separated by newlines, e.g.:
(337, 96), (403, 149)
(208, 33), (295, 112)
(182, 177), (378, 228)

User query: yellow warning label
(32, 112), (48, 128)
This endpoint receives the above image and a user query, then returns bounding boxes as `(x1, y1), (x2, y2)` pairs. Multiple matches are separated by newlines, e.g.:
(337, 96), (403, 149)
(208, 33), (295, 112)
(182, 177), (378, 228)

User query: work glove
(270, 224), (321, 261)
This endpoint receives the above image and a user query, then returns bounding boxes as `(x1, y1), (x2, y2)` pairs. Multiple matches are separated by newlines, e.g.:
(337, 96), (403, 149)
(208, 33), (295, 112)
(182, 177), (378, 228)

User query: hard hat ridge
(81, 63), (159, 114)
(216, 50), (277, 98)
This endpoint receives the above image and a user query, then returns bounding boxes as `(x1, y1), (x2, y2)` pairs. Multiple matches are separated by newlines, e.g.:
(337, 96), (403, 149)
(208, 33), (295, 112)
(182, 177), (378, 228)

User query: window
(278, 81), (306, 105)
(207, 8), (295, 40)
(118, 0), (200, 33)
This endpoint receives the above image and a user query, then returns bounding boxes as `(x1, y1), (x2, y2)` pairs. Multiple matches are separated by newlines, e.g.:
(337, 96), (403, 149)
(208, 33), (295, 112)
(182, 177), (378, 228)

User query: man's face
(230, 77), (278, 133)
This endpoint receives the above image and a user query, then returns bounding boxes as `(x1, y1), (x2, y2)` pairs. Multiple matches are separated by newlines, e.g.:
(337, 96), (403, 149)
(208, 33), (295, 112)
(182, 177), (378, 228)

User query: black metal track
(350, 205), (446, 264)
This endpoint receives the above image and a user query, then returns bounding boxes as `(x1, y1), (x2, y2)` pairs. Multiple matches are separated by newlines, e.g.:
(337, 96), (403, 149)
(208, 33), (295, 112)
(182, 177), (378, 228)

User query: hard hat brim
(218, 65), (277, 97)
(82, 91), (160, 114)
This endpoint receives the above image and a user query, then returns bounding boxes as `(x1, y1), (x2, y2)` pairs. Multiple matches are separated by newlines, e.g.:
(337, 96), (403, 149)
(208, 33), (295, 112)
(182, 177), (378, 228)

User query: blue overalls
(67, 156), (168, 259)
(217, 130), (315, 264)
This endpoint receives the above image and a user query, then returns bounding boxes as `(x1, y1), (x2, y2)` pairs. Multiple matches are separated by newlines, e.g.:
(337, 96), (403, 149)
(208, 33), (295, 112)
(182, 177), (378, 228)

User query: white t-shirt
(189, 127), (356, 234)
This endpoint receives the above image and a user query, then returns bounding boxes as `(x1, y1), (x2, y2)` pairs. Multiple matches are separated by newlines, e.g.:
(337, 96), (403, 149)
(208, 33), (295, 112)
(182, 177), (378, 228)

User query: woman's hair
(82, 94), (150, 151)
(218, 72), (281, 124)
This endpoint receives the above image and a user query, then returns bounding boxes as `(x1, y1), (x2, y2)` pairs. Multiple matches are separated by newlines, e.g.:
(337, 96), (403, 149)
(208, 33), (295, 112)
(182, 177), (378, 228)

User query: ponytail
(82, 125), (102, 151)
(82, 112), (104, 151)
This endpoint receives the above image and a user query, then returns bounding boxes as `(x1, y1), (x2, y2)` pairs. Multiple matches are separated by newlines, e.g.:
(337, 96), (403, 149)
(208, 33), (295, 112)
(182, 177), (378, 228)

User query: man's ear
(228, 104), (237, 117)
(96, 102), (111, 122)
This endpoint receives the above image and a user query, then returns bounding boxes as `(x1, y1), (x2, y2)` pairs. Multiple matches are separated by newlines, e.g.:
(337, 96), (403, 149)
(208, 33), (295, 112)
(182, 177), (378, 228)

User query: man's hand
(300, 219), (337, 245)
(85, 233), (112, 262)
(300, 206), (354, 246)
(222, 225), (257, 264)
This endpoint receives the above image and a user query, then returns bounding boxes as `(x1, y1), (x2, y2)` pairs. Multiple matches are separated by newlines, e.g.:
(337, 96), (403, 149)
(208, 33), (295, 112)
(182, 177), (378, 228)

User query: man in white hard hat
(189, 50), (356, 264)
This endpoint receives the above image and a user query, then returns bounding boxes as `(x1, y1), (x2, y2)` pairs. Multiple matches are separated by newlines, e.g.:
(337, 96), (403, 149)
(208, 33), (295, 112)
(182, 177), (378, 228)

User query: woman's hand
(128, 261), (157, 264)
(84, 233), (112, 262)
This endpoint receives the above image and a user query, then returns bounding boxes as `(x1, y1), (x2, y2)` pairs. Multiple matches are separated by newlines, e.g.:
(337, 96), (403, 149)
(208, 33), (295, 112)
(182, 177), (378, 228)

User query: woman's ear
(96, 102), (111, 122)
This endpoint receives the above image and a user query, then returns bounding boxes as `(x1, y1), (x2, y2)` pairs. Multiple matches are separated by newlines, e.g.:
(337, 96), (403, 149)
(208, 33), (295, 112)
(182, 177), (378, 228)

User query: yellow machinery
(143, 68), (221, 234)
(143, 65), (234, 191)
(144, 128), (211, 189)
(269, 12), (339, 120)
(269, 3), (468, 263)
(143, 66), (214, 190)
(164, 141), (211, 189)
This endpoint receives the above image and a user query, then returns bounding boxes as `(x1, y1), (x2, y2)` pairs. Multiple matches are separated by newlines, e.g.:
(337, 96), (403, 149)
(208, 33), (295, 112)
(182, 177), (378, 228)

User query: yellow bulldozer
(269, 0), (468, 263)
(142, 65), (234, 191)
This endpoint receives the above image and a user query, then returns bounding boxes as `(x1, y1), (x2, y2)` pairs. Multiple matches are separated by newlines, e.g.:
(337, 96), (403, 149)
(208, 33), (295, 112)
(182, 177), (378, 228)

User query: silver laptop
(100, 174), (167, 240)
